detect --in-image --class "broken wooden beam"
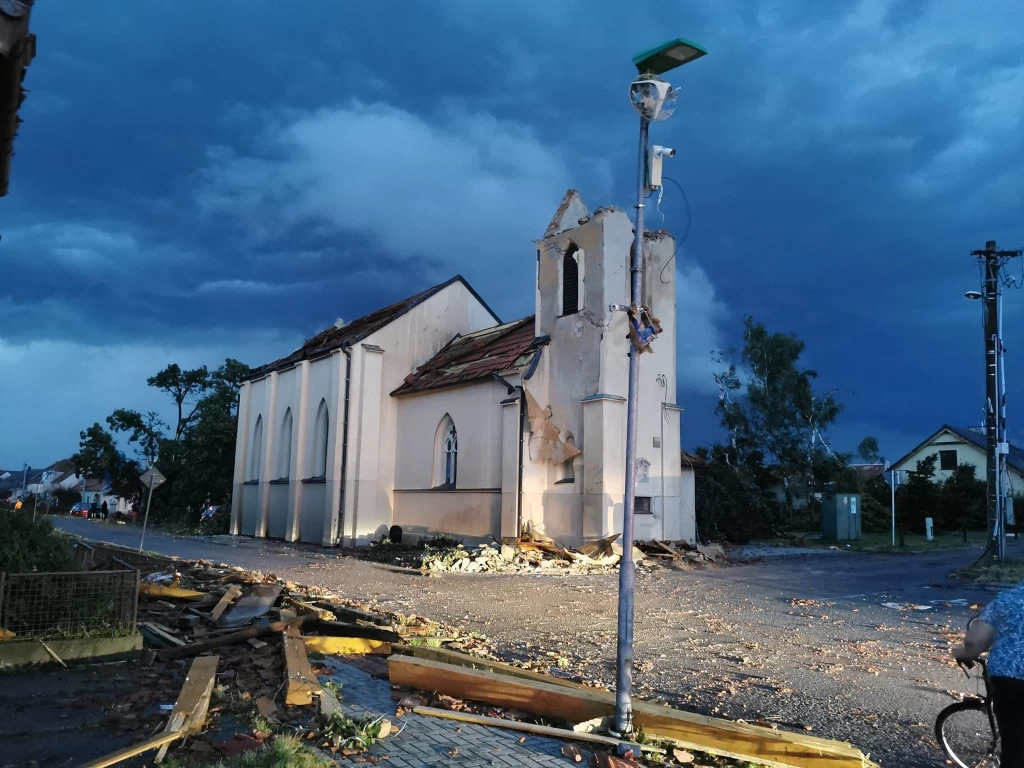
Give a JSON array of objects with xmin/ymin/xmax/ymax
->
[
  {"xmin": 387, "ymin": 655, "xmax": 875, "ymax": 768},
  {"xmin": 76, "ymin": 728, "xmax": 186, "ymax": 768},
  {"xmin": 282, "ymin": 624, "xmax": 321, "ymax": 706},
  {"xmin": 139, "ymin": 622, "xmax": 187, "ymax": 648},
  {"xmin": 153, "ymin": 655, "xmax": 219, "ymax": 761},
  {"xmin": 412, "ymin": 707, "xmax": 664, "ymax": 755},
  {"xmin": 391, "ymin": 644, "xmax": 595, "ymax": 691},
  {"xmin": 313, "ymin": 601, "xmax": 392, "ymax": 626},
  {"xmin": 139, "ymin": 583, "xmax": 210, "ymax": 601},
  {"xmin": 305, "ymin": 635, "xmax": 391, "ymax": 656},
  {"xmin": 209, "ymin": 583, "xmax": 242, "ymax": 622},
  {"xmin": 157, "ymin": 616, "xmax": 309, "ymax": 661},
  {"xmin": 305, "ymin": 619, "xmax": 401, "ymax": 643}
]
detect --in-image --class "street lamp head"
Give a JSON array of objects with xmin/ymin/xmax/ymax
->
[
  {"xmin": 630, "ymin": 74, "xmax": 677, "ymax": 122},
  {"xmin": 965, "ymin": 290, "xmax": 983, "ymax": 300},
  {"xmin": 632, "ymin": 38, "xmax": 707, "ymax": 76}
]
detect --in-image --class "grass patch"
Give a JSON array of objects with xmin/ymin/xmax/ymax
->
[
  {"xmin": 0, "ymin": 508, "xmax": 79, "ymax": 573},
  {"xmin": 163, "ymin": 736, "xmax": 333, "ymax": 768},
  {"xmin": 955, "ymin": 558, "xmax": 1024, "ymax": 583},
  {"xmin": 752, "ymin": 530, "xmax": 990, "ymax": 554}
]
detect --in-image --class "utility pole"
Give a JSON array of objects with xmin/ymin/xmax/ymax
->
[{"xmin": 971, "ymin": 240, "xmax": 1023, "ymax": 561}]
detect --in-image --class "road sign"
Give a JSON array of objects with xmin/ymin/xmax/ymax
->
[
  {"xmin": 138, "ymin": 466, "xmax": 166, "ymax": 552},
  {"xmin": 139, "ymin": 467, "xmax": 166, "ymax": 489}
]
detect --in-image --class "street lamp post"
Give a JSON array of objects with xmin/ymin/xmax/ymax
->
[{"xmin": 613, "ymin": 38, "xmax": 706, "ymax": 738}]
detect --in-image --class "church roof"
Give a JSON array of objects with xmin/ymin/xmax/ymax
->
[
  {"xmin": 391, "ymin": 316, "xmax": 542, "ymax": 396},
  {"xmin": 247, "ymin": 276, "xmax": 499, "ymax": 380}
]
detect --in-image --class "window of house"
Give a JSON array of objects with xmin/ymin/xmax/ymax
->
[
  {"xmin": 433, "ymin": 415, "xmax": 458, "ymax": 489},
  {"xmin": 276, "ymin": 408, "xmax": 293, "ymax": 480},
  {"xmin": 248, "ymin": 415, "xmax": 263, "ymax": 481},
  {"xmin": 561, "ymin": 245, "xmax": 581, "ymax": 316},
  {"xmin": 635, "ymin": 496, "xmax": 653, "ymax": 514},
  {"xmin": 311, "ymin": 399, "xmax": 329, "ymax": 478},
  {"xmin": 939, "ymin": 449, "xmax": 958, "ymax": 471}
]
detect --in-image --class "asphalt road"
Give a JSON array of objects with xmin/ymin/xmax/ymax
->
[{"xmin": 53, "ymin": 516, "xmax": 1016, "ymax": 767}]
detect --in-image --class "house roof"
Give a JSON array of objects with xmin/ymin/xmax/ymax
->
[
  {"xmin": 850, "ymin": 463, "xmax": 886, "ymax": 480},
  {"xmin": 391, "ymin": 316, "xmax": 542, "ymax": 396},
  {"xmin": 0, "ymin": 26, "xmax": 35, "ymax": 197},
  {"xmin": 889, "ymin": 424, "xmax": 1024, "ymax": 476},
  {"xmin": 247, "ymin": 276, "xmax": 500, "ymax": 380},
  {"xmin": 680, "ymin": 450, "xmax": 704, "ymax": 469}
]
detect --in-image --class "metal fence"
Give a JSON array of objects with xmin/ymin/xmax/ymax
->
[{"xmin": 0, "ymin": 569, "xmax": 139, "ymax": 640}]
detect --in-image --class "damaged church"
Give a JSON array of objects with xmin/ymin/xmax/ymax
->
[{"xmin": 230, "ymin": 190, "xmax": 694, "ymax": 547}]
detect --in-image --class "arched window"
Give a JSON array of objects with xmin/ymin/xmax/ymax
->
[
  {"xmin": 276, "ymin": 408, "xmax": 293, "ymax": 480},
  {"xmin": 248, "ymin": 415, "xmax": 263, "ymax": 481},
  {"xmin": 556, "ymin": 436, "xmax": 576, "ymax": 484},
  {"xmin": 561, "ymin": 244, "xmax": 580, "ymax": 316},
  {"xmin": 311, "ymin": 399, "xmax": 329, "ymax": 478},
  {"xmin": 432, "ymin": 415, "xmax": 458, "ymax": 489}
]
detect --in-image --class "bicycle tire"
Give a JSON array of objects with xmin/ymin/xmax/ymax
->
[{"xmin": 936, "ymin": 698, "xmax": 999, "ymax": 768}]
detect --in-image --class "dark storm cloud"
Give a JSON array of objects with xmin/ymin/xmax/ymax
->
[{"xmin": 1, "ymin": 0, "xmax": 1021, "ymax": 467}]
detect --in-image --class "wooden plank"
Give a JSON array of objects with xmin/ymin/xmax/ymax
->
[
  {"xmin": 313, "ymin": 601, "xmax": 392, "ymax": 626},
  {"xmin": 387, "ymin": 656, "xmax": 875, "ymax": 768},
  {"xmin": 139, "ymin": 622, "xmax": 187, "ymax": 648},
  {"xmin": 210, "ymin": 584, "xmax": 242, "ymax": 622},
  {"xmin": 391, "ymin": 644, "xmax": 597, "ymax": 692},
  {"xmin": 282, "ymin": 625, "xmax": 321, "ymax": 706},
  {"xmin": 305, "ymin": 636, "xmax": 391, "ymax": 655},
  {"xmin": 412, "ymin": 706, "xmax": 664, "ymax": 755},
  {"xmin": 158, "ymin": 616, "xmax": 308, "ymax": 661},
  {"xmin": 76, "ymin": 728, "xmax": 185, "ymax": 768},
  {"xmin": 305, "ymin": 620, "xmax": 402, "ymax": 643},
  {"xmin": 168, "ymin": 655, "xmax": 219, "ymax": 735}
]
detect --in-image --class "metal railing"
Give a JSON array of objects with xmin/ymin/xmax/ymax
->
[{"xmin": 0, "ymin": 569, "xmax": 139, "ymax": 640}]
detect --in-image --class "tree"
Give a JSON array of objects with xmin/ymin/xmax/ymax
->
[
  {"xmin": 147, "ymin": 364, "xmax": 211, "ymax": 452},
  {"xmin": 714, "ymin": 317, "xmax": 843, "ymax": 521},
  {"xmin": 72, "ymin": 423, "xmax": 144, "ymax": 501},
  {"xmin": 107, "ymin": 409, "xmax": 166, "ymax": 466},
  {"xmin": 857, "ymin": 437, "xmax": 883, "ymax": 464}
]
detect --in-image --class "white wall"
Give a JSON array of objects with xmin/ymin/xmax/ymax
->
[
  {"xmin": 891, "ymin": 429, "xmax": 1023, "ymax": 484},
  {"xmin": 232, "ymin": 278, "xmax": 499, "ymax": 546},
  {"xmin": 395, "ymin": 379, "xmax": 507, "ymax": 491}
]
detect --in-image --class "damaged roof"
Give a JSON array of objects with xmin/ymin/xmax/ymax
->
[
  {"xmin": 392, "ymin": 316, "xmax": 543, "ymax": 396},
  {"xmin": 247, "ymin": 275, "xmax": 499, "ymax": 380}
]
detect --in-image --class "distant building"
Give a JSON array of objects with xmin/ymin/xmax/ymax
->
[
  {"xmin": 230, "ymin": 191, "xmax": 692, "ymax": 546},
  {"xmin": 887, "ymin": 425, "xmax": 1024, "ymax": 487}
]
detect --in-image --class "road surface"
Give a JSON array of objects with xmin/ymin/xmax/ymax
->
[{"xmin": 54, "ymin": 515, "xmax": 1012, "ymax": 767}]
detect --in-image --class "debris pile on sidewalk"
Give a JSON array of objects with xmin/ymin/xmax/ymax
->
[
  {"xmin": 635, "ymin": 539, "xmax": 728, "ymax": 565},
  {"xmin": 83, "ymin": 554, "xmax": 497, "ymax": 765}
]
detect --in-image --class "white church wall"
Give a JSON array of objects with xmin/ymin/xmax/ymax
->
[{"xmin": 344, "ymin": 281, "xmax": 499, "ymax": 545}]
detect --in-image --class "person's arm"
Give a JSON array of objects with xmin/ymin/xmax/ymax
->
[{"xmin": 953, "ymin": 618, "xmax": 995, "ymax": 662}]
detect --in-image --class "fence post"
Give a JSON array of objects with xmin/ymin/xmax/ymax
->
[{"xmin": 131, "ymin": 569, "xmax": 140, "ymax": 634}]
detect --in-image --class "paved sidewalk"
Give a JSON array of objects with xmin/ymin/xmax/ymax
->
[{"xmin": 320, "ymin": 660, "xmax": 577, "ymax": 768}]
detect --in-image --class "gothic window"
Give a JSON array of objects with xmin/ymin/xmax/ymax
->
[
  {"xmin": 556, "ymin": 436, "xmax": 576, "ymax": 484},
  {"xmin": 311, "ymin": 399, "xmax": 329, "ymax": 478},
  {"xmin": 276, "ymin": 408, "xmax": 293, "ymax": 480},
  {"xmin": 433, "ymin": 415, "xmax": 458, "ymax": 489},
  {"xmin": 248, "ymin": 416, "xmax": 263, "ymax": 481}
]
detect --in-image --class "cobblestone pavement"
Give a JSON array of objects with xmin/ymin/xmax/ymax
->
[{"xmin": 320, "ymin": 659, "xmax": 577, "ymax": 768}]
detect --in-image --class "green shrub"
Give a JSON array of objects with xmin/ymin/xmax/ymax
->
[{"xmin": 0, "ymin": 509, "xmax": 79, "ymax": 573}]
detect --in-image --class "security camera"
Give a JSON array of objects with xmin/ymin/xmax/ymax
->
[
  {"xmin": 646, "ymin": 146, "xmax": 676, "ymax": 190},
  {"xmin": 652, "ymin": 146, "xmax": 676, "ymax": 158}
]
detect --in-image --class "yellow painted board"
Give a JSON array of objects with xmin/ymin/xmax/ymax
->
[
  {"xmin": 282, "ymin": 627, "xmax": 322, "ymax": 706},
  {"xmin": 139, "ymin": 583, "xmax": 209, "ymax": 601},
  {"xmin": 305, "ymin": 636, "xmax": 391, "ymax": 656}
]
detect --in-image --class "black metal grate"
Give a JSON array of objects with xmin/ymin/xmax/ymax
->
[{"xmin": 0, "ymin": 570, "xmax": 139, "ymax": 640}]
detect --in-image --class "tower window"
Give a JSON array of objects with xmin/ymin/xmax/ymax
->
[{"xmin": 561, "ymin": 245, "xmax": 580, "ymax": 316}]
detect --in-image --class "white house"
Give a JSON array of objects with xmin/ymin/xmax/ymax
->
[
  {"xmin": 230, "ymin": 191, "xmax": 693, "ymax": 547},
  {"xmin": 888, "ymin": 424, "xmax": 1024, "ymax": 486}
]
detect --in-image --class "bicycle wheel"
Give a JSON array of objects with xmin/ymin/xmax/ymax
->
[{"xmin": 936, "ymin": 699, "xmax": 999, "ymax": 768}]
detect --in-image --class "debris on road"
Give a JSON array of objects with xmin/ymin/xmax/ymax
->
[{"xmin": 387, "ymin": 647, "xmax": 877, "ymax": 768}]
